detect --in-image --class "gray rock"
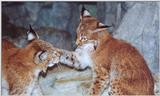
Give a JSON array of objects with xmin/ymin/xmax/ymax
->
[
  {"xmin": 114, "ymin": 2, "xmax": 159, "ymax": 73},
  {"xmin": 2, "ymin": 2, "xmax": 80, "ymax": 40}
]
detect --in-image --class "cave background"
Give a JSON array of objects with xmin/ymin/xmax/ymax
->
[{"xmin": 2, "ymin": 2, "xmax": 160, "ymax": 95}]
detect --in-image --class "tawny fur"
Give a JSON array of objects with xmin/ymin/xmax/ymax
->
[
  {"xmin": 2, "ymin": 38, "xmax": 16, "ymax": 50},
  {"xmin": 75, "ymin": 9, "xmax": 154, "ymax": 95},
  {"xmin": 2, "ymin": 37, "xmax": 61, "ymax": 95}
]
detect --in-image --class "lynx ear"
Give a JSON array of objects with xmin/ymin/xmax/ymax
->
[
  {"xmin": 97, "ymin": 22, "xmax": 112, "ymax": 28},
  {"xmin": 27, "ymin": 25, "xmax": 39, "ymax": 41},
  {"xmin": 90, "ymin": 23, "xmax": 112, "ymax": 33},
  {"xmin": 81, "ymin": 5, "xmax": 91, "ymax": 17}
]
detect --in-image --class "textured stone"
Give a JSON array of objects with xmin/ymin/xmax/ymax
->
[
  {"xmin": 114, "ymin": 2, "xmax": 159, "ymax": 73},
  {"xmin": 2, "ymin": 2, "xmax": 80, "ymax": 40}
]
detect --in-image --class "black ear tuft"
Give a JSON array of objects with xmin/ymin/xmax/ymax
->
[
  {"xmin": 98, "ymin": 25, "xmax": 112, "ymax": 28},
  {"xmin": 29, "ymin": 24, "xmax": 35, "ymax": 33},
  {"xmin": 27, "ymin": 24, "xmax": 39, "ymax": 41},
  {"xmin": 81, "ymin": 5, "xmax": 86, "ymax": 16},
  {"xmin": 97, "ymin": 22, "xmax": 112, "ymax": 29}
]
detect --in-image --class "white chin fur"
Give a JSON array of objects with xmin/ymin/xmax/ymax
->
[
  {"xmin": 76, "ymin": 43, "xmax": 95, "ymax": 52},
  {"xmin": 75, "ymin": 43, "xmax": 95, "ymax": 68}
]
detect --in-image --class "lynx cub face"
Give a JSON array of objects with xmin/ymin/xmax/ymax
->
[
  {"xmin": 59, "ymin": 7, "xmax": 111, "ymax": 70},
  {"xmin": 2, "ymin": 25, "xmax": 61, "ymax": 95},
  {"xmin": 76, "ymin": 7, "xmax": 111, "ymax": 46}
]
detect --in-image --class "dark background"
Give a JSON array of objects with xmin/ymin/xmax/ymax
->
[{"xmin": 2, "ymin": 2, "xmax": 159, "ymax": 74}]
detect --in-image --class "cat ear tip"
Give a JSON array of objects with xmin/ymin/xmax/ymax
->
[
  {"xmin": 29, "ymin": 24, "xmax": 32, "ymax": 32},
  {"xmin": 81, "ymin": 5, "xmax": 86, "ymax": 11},
  {"xmin": 29, "ymin": 24, "xmax": 32, "ymax": 29}
]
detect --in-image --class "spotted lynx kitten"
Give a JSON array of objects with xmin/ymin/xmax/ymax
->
[
  {"xmin": 2, "ymin": 25, "xmax": 61, "ymax": 95},
  {"xmin": 59, "ymin": 6, "xmax": 154, "ymax": 95}
]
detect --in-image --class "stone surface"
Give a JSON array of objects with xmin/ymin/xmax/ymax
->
[
  {"xmin": 114, "ymin": 2, "xmax": 159, "ymax": 73},
  {"xmin": 2, "ymin": 2, "xmax": 80, "ymax": 42},
  {"xmin": 2, "ymin": 22, "xmax": 72, "ymax": 50}
]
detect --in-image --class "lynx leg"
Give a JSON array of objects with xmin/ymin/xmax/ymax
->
[
  {"xmin": 108, "ymin": 79, "xmax": 127, "ymax": 95},
  {"xmin": 60, "ymin": 50, "xmax": 89, "ymax": 70},
  {"xmin": 90, "ymin": 67, "xmax": 110, "ymax": 96},
  {"xmin": 60, "ymin": 50, "xmax": 77, "ymax": 67}
]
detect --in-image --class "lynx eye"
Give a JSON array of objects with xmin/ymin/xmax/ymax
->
[
  {"xmin": 81, "ymin": 36, "xmax": 88, "ymax": 41},
  {"xmin": 82, "ymin": 36, "xmax": 88, "ymax": 41},
  {"xmin": 79, "ymin": 34, "xmax": 83, "ymax": 40},
  {"xmin": 79, "ymin": 33, "xmax": 88, "ymax": 41}
]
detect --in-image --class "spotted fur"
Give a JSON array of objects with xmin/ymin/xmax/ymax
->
[
  {"xmin": 59, "ymin": 7, "xmax": 154, "ymax": 95},
  {"xmin": 2, "ymin": 26, "xmax": 61, "ymax": 95}
]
